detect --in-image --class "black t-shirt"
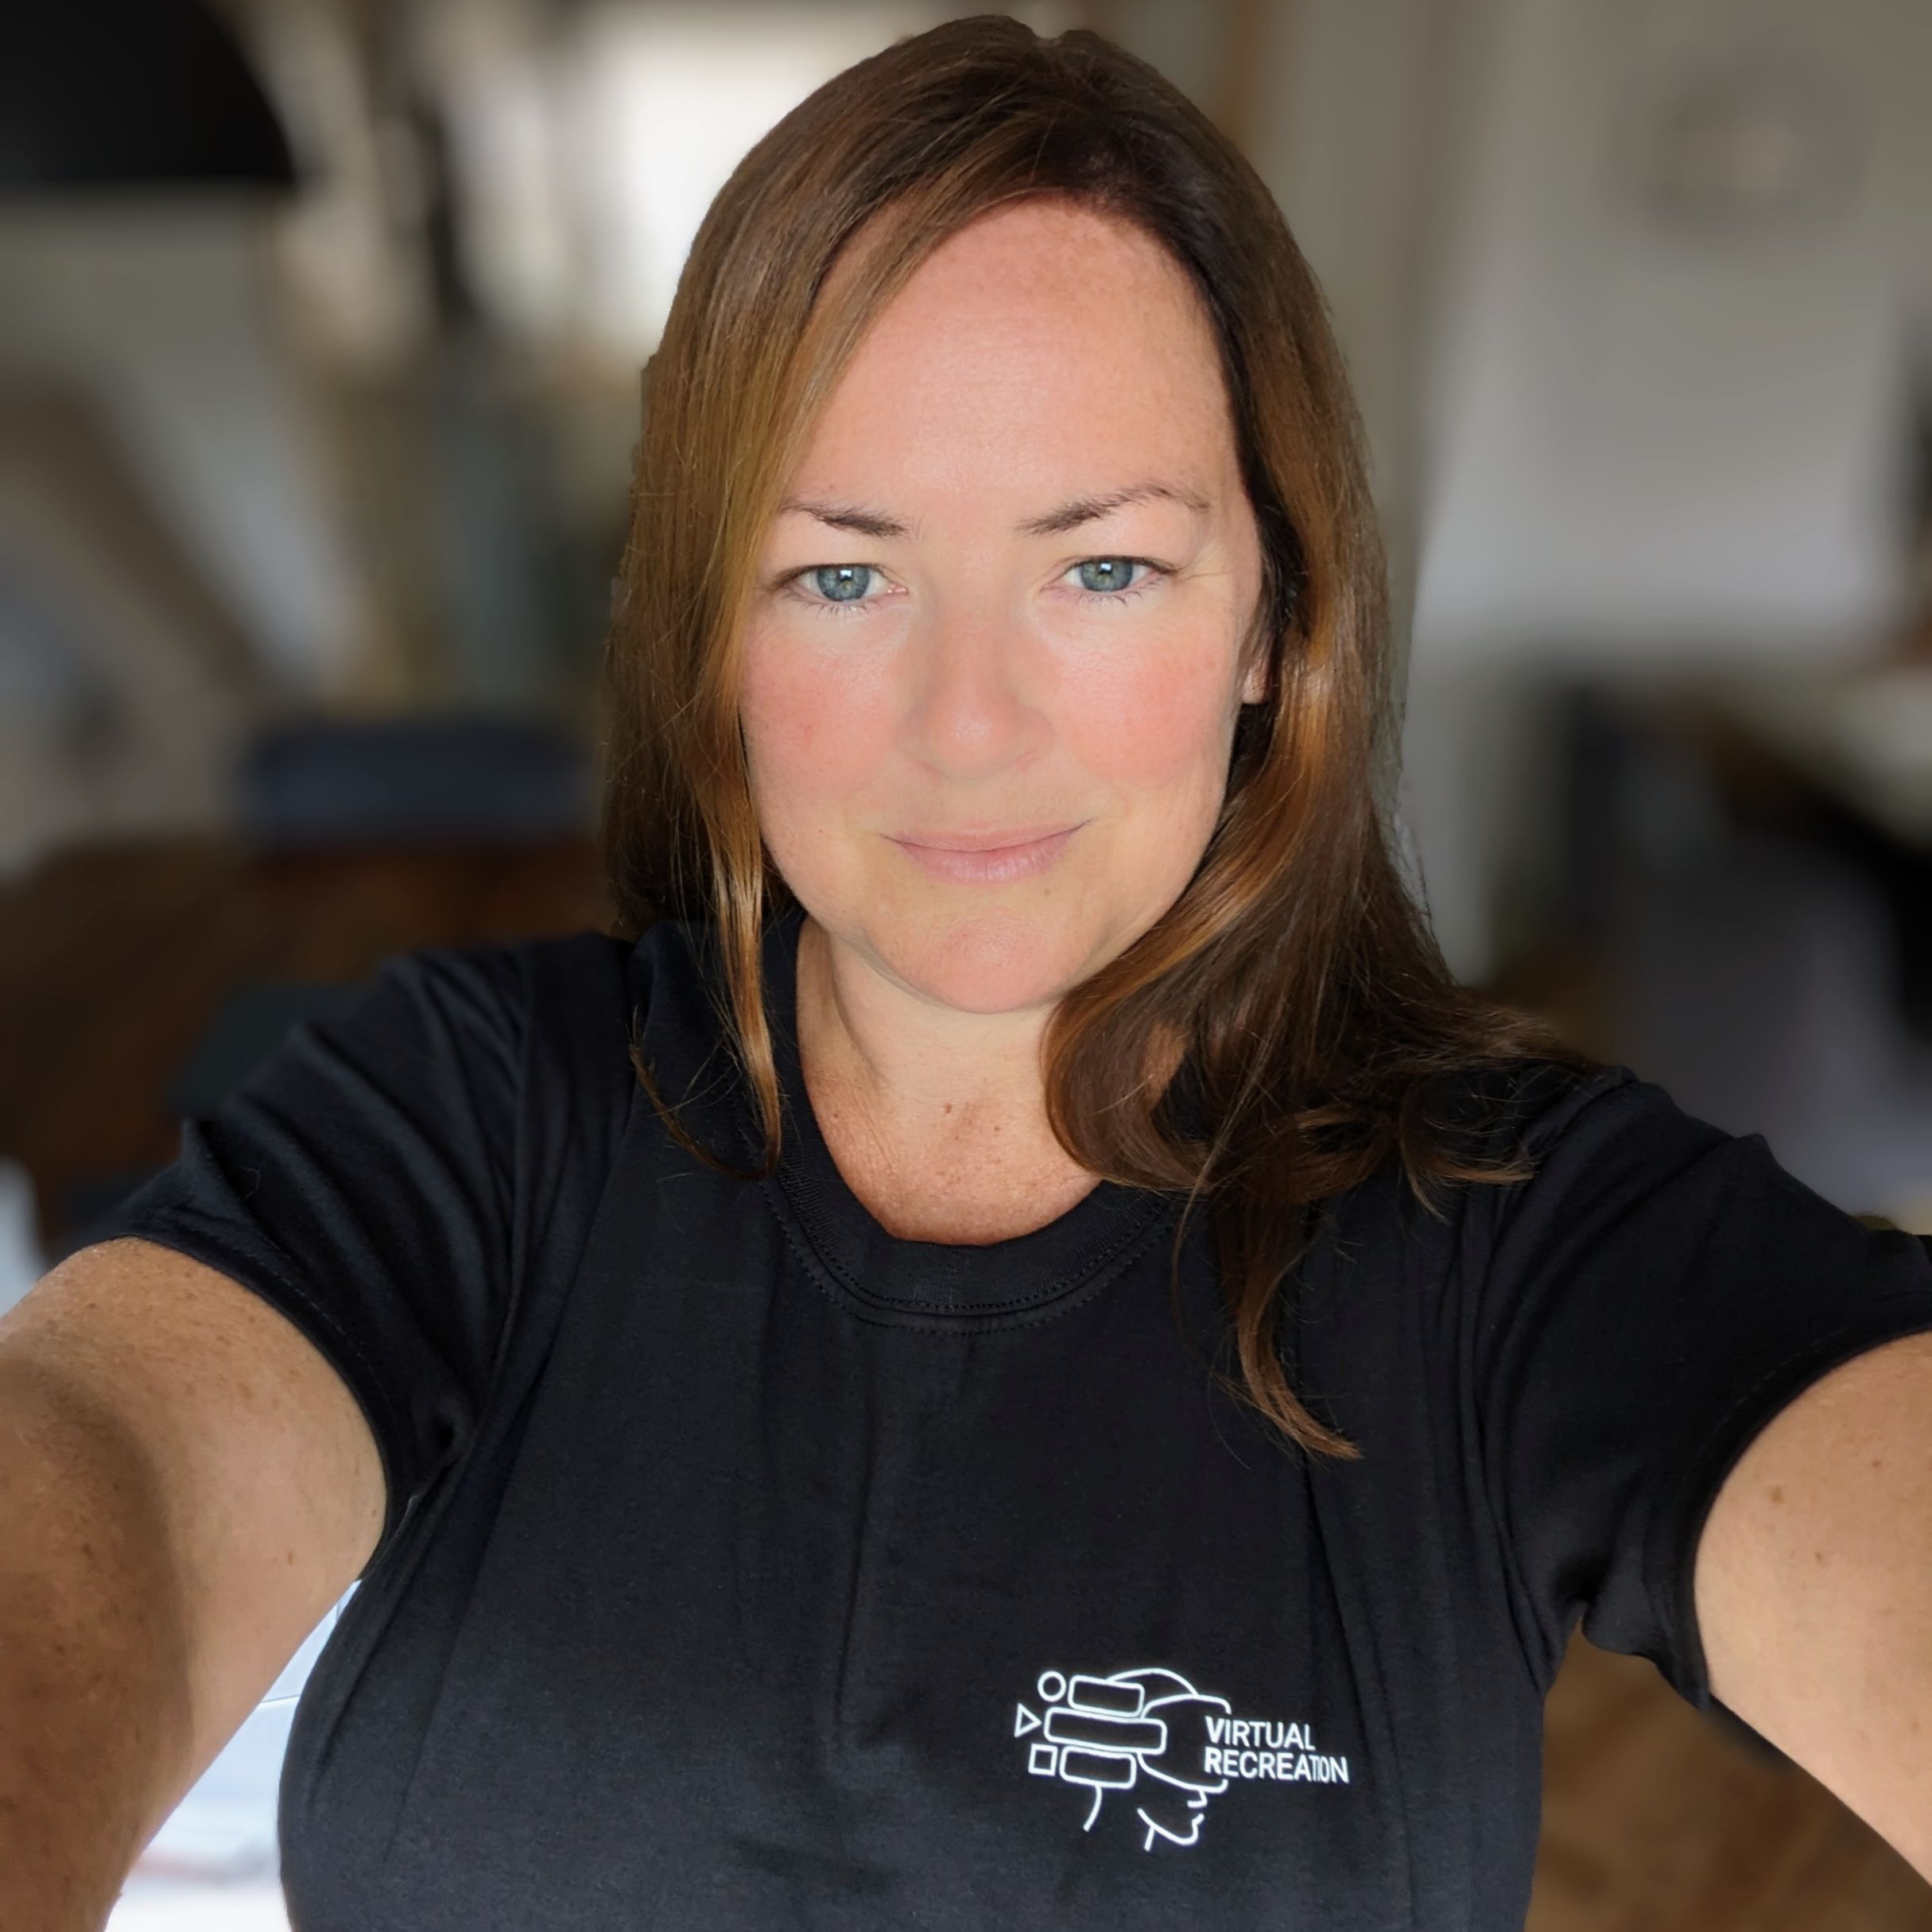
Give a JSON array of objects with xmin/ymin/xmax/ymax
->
[{"xmin": 95, "ymin": 903, "xmax": 1932, "ymax": 1930}]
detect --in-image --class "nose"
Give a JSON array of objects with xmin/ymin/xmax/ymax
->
[{"xmin": 901, "ymin": 594, "xmax": 1053, "ymax": 781}]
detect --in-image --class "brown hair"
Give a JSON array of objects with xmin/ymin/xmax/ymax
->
[{"xmin": 599, "ymin": 12, "xmax": 1601, "ymax": 1459}]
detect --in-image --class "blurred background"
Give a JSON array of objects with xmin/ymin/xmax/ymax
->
[{"xmin": 0, "ymin": 1, "xmax": 1927, "ymax": 1927}]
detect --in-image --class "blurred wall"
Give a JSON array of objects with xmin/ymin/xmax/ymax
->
[
  {"xmin": 1414, "ymin": 0, "xmax": 1928, "ymax": 662},
  {"xmin": 1248, "ymin": 0, "xmax": 1932, "ymax": 983}
]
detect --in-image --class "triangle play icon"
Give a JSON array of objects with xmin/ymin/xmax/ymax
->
[{"xmin": 1014, "ymin": 1703, "xmax": 1042, "ymax": 1737}]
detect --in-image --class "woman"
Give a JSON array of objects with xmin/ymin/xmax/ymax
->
[{"xmin": 11, "ymin": 14, "xmax": 1932, "ymax": 1928}]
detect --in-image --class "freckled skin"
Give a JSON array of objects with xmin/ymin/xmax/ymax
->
[{"xmin": 738, "ymin": 198, "xmax": 1267, "ymax": 1155}]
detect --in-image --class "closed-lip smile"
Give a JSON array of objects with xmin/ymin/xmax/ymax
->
[{"xmin": 893, "ymin": 824, "xmax": 1079, "ymax": 852}]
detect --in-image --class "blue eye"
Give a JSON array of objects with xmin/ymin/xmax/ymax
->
[
  {"xmin": 810, "ymin": 564, "xmax": 875, "ymax": 603},
  {"xmin": 1071, "ymin": 558, "xmax": 1143, "ymax": 595},
  {"xmin": 1065, "ymin": 557, "xmax": 1169, "ymax": 607},
  {"xmin": 778, "ymin": 563, "xmax": 889, "ymax": 618},
  {"xmin": 779, "ymin": 556, "xmax": 1166, "ymax": 619}
]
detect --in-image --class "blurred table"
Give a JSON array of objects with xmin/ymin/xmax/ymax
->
[{"xmin": 0, "ymin": 835, "xmax": 608, "ymax": 1252}]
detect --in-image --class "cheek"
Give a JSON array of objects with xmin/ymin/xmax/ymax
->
[
  {"xmin": 1060, "ymin": 645, "xmax": 1234, "ymax": 797},
  {"xmin": 739, "ymin": 637, "xmax": 893, "ymax": 813}
]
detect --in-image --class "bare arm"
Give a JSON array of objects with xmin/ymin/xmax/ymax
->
[
  {"xmin": 0, "ymin": 1237, "xmax": 388, "ymax": 1929},
  {"xmin": 0, "ymin": 1356, "xmax": 196, "ymax": 1931},
  {"xmin": 1694, "ymin": 1327, "xmax": 1932, "ymax": 1882}
]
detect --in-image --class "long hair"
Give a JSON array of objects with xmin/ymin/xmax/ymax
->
[{"xmin": 598, "ymin": 12, "xmax": 1601, "ymax": 1459}]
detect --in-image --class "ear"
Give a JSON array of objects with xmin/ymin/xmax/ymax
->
[{"xmin": 1240, "ymin": 650, "xmax": 1269, "ymax": 706}]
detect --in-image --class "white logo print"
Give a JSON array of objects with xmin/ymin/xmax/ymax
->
[{"xmin": 1014, "ymin": 1666, "xmax": 1349, "ymax": 1852}]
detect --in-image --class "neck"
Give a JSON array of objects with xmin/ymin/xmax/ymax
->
[
  {"xmin": 789, "ymin": 913, "xmax": 1103, "ymax": 1237},
  {"xmin": 793, "ymin": 913, "xmax": 1058, "ymax": 1152}
]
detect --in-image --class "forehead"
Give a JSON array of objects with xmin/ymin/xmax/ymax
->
[{"xmin": 793, "ymin": 200, "xmax": 1237, "ymax": 495}]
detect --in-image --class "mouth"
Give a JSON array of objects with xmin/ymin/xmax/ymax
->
[
  {"xmin": 892, "ymin": 824, "xmax": 1080, "ymax": 853},
  {"xmin": 888, "ymin": 824, "xmax": 1083, "ymax": 883}
]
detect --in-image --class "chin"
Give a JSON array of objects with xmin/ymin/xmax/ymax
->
[{"xmin": 862, "ymin": 900, "xmax": 1099, "ymax": 1014}]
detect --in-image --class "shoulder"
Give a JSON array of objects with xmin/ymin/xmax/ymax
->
[
  {"xmin": 315, "ymin": 929, "xmax": 643, "ymax": 1111},
  {"xmin": 371, "ymin": 928, "xmax": 641, "ymax": 1022},
  {"xmin": 1399, "ymin": 1057, "xmax": 1641, "ymax": 1176},
  {"xmin": 1365, "ymin": 1057, "xmax": 1763, "ymax": 1282}
]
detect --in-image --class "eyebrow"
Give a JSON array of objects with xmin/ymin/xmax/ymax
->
[{"xmin": 775, "ymin": 481, "xmax": 1212, "ymax": 541}]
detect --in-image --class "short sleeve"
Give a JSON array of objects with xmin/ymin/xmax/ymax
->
[
  {"xmin": 87, "ymin": 944, "xmax": 531, "ymax": 1574},
  {"xmin": 1469, "ymin": 1064, "xmax": 1932, "ymax": 1709}
]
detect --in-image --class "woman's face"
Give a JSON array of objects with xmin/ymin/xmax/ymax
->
[{"xmin": 739, "ymin": 196, "xmax": 1267, "ymax": 1021}]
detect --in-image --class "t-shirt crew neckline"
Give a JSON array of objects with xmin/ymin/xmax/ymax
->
[{"xmin": 744, "ymin": 901, "xmax": 1177, "ymax": 1333}]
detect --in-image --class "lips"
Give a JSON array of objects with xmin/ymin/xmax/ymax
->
[
  {"xmin": 890, "ymin": 824, "xmax": 1080, "ymax": 883},
  {"xmin": 894, "ymin": 824, "xmax": 1077, "ymax": 852}
]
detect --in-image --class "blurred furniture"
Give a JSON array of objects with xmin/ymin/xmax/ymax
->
[
  {"xmin": 0, "ymin": 836, "xmax": 609, "ymax": 1263},
  {"xmin": 1687, "ymin": 658, "xmax": 1932, "ymax": 852},
  {"xmin": 1536, "ymin": 672, "xmax": 1932, "ymax": 1235},
  {"xmin": 33, "ymin": 704, "xmax": 601, "ymax": 1240},
  {"xmin": 1686, "ymin": 661, "xmax": 1931, "ymax": 1232},
  {"xmin": 60, "ymin": 982, "xmax": 362, "ymax": 1248},
  {"xmin": 236, "ymin": 713, "xmax": 594, "ymax": 848},
  {"xmin": 1612, "ymin": 826, "xmax": 1932, "ymax": 1227},
  {"xmin": 1686, "ymin": 656, "xmax": 1932, "ymax": 1058}
]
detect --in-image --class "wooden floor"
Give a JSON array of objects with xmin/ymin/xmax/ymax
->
[
  {"xmin": 4, "ymin": 836, "xmax": 1928, "ymax": 1926},
  {"xmin": 1531, "ymin": 1633, "xmax": 1932, "ymax": 1930}
]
